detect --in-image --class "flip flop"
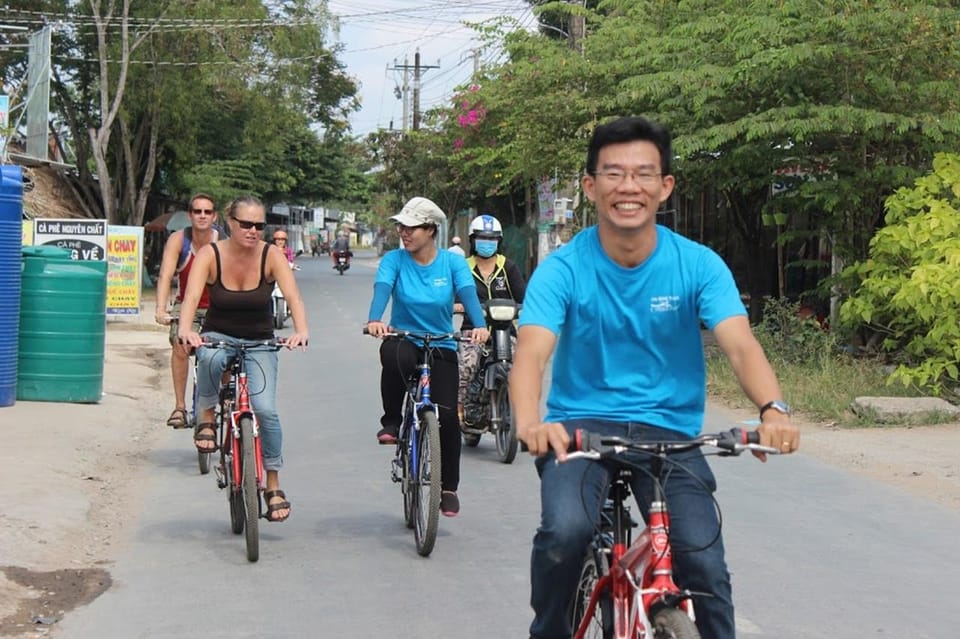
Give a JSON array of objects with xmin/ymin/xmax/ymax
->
[{"xmin": 166, "ymin": 408, "xmax": 189, "ymax": 429}]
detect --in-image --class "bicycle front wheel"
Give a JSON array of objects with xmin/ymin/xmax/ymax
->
[
  {"xmin": 240, "ymin": 416, "xmax": 260, "ymax": 563},
  {"xmin": 571, "ymin": 550, "xmax": 613, "ymax": 639},
  {"xmin": 493, "ymin": 387, "xmax": 518, "ymax": 464},
  {"xmin": 652, "ymin": 607, "xmax": 700, "ymax": 639},
  {"xmin": 412, "ymin": 409, "xmax": 441, "ymax": 557}
]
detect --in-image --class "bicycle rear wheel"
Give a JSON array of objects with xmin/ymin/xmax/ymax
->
[
  {"xmin": 571, "ymin": 550, "xmax": 613, "ymax": 639},
  {"xmin": 651, "ymin": 607, "xmax": 700, "ymax": 639},
  {"xmin": 240, "ymin": 416, "xmax": 260, "ymax": 562},
  {"xmin": 412, "ymin": 409, "xmax": 441, "ymax": 557}
]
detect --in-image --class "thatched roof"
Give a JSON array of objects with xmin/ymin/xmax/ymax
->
[{"xmin": 21, "ymin": 165, "xmax": 92, "ymax": 220}]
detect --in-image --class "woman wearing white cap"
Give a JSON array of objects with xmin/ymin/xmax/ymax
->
[{"xmin": 366, "ymin": 196, "xmax": 489, "ymax": 517}]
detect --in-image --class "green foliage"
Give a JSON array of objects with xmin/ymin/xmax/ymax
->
[
  {"xmin": 752, "ymin": 297, "xmax": 837, "ymax": 367},
  {"xmin": 839, "ymin": 153, "xmax": 960, "ymax": 400}
]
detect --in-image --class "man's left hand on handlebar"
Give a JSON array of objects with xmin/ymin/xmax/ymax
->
[{"xmin": 755, "ymin": 413, "xmax": 799, "ymax": 462}]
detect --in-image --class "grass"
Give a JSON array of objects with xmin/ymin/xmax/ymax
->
[
  {"xmin": 705, "ymin": 344, "xmax": 923, "ymax": 427},
  {"xmin": 704, "ymin": 298, "xmax": 935, "ymax": 427}
]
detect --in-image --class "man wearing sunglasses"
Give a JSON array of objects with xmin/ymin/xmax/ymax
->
[{"xmin": 154, "ymin": 193, "xmax": 221, "ymax": 429}]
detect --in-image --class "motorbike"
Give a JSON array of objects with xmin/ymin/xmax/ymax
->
[
  {"xmin": 272, "ymin": 253, "xmax": 301, "ymax": 329},
  {"xmin": 333, "ymin": 249, "xmax": 351, "ymax": 275},
  {"xmin": 461, "ymin": 298, "xmax": 520, "ymax": 464}
]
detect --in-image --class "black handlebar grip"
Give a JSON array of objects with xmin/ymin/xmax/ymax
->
[{"xmin": 743, "ymin": 428, "xmax": 760, "ymax": 444}]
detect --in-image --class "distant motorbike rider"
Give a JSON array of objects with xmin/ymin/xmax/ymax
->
[
  {"xmin": 331, "ymin": 231, "xmax": 352, "ymax": 267},
  {"xmin": 454, "ymin": 214, "xmax": 527, "ymax": 425}
]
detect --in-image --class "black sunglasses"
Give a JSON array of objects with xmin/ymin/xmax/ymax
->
[{"xmin": 231, "ymin": 216, "xmax": 266, "ymax": 231}]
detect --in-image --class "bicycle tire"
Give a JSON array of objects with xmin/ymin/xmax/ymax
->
[
  {"xmin": 651, "ymin": 607, "xmax": 700, "ymax": 639},
  {"xmin": 223, "ymin": 419, "xmax": 244, "ymax": 535},
  {"xmin": 273, "ymin": 298, "xmax": 286, "ymax": 329},
  {"xmin": 571, "ymin": 550, "xmax": 613, "ymax": 639},
  {"xmin": 240, "ymin": 416, "xmax": 260, "ymax": 562},
  {"xmin": 401, "ymin": 396, "xmax": 415, "ymax": 529},
  {"xmin": 493, "ymin": 387, "xmax": 518, "ymax": 464},
  {"xmin": 413, "ymin": 409, "xmax": 441, "ymax": 557},
  {"xmin": 190, "ymin": 363, "xmax": 212, "ymax": 475}
]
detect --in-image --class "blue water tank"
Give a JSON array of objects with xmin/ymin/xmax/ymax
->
[{"xmin": 0, "ymin": 165, "xmax": 23, "ymax": 407}]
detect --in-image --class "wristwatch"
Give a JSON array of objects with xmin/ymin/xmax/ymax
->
[{"xmin": 759, "ymin": 400, "xmax": 791, "ymax": 420}]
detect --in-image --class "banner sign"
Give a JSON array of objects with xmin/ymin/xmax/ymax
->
[
  {"xmin": 106, "ymin": 225, "xmax": 143, "ymax": 315},
  {"xmin": 33, "ymin": 218, "xmax": 108, "ymax": 261}
]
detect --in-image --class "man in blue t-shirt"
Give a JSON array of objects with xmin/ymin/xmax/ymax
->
[{"xmin": 511, "ymin": 116, "xmax": 799, "ymax": 639}]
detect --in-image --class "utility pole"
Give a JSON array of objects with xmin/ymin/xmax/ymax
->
[
  {"xmin": 411, "ymin": 49, "xmax": 439, "ymax": 131},
  {"xmin": 388, "ymin": 57, "xmax": 412, "ymax": 131}
]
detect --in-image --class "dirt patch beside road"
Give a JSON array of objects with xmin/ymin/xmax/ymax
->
[{"xmin": 0, "ymin": 327, "xmax": 169, "ymax": 637}]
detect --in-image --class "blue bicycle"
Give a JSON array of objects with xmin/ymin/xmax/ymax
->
[{"xmin": 366, "ymin": 329, "xmax": 458, "ymax": 556}]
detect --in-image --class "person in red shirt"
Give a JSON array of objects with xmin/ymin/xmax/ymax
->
[{"xmin": 154, "ymin": 193, "xmax": 221, "ymax": 428}]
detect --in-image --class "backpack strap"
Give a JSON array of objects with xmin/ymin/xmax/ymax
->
[{"xmin": 176, "ymin": 227, "xmax": 193, "ymax": 271}]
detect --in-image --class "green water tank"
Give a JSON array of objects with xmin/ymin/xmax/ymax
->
[{"xmin": 18, "ymin": 246, "xmax": 107, "ymax": 403}]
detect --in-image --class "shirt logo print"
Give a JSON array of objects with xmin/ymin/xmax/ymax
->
[
  {"xmin": 433, "ymin": 277, "xmax": 449, "ymax": 287},
  {"xmin": 650, "ymin": 295, "xmax": 680, "ymax": 312}
]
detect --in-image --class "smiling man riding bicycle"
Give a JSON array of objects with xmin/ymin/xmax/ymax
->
[{"xmin": 510, "ymin": 116, "xmax": 799, "ymax": 639}]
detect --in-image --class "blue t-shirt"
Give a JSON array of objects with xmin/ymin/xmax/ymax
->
[
  {"xmin": 519, "ymin": 225, "xmax": 746, "ymax": 436},
  {"xmin": 372, "ymin": 248, "xmax": 478, "ymax": 350}
]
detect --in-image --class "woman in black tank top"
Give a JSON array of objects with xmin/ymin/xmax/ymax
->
[{"xmin": 177, "ymin": 196, "xmax": 310, "ymax": 524}]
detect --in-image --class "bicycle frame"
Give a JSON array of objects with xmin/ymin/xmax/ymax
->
[
  {"xmin": 571, "ymin": 430, "xmax": 778, "ymax": 639},
  {"xmin": 223, "ymin": 363, "xmax": 265, "ymax": 493},
  {"xmin": 403, "ymin": 358, "xmax": 434, "ymax": 473}
]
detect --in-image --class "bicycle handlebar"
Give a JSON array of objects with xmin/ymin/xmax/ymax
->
[
  {"xmin": 362, "ymin": 327, "xmax": 464, "ymax": 341},
  {"xmin": 200, "ymin": 338, "xmax": 288, "ymax": 351},
  {"xmin": 563, "ymin": 427, "xmax": 780, "ymax": 461}
]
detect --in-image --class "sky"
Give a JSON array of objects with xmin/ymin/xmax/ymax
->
[{"xmin": 328, "ymin": 0, "xmax": 535, "ymax": 137}]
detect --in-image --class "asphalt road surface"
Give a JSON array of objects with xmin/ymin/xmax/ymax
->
[{"xmin": 59, "ymin": 251, "xmax": 960, "ymax": 638}]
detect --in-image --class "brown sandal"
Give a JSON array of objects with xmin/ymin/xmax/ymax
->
[
  {"xmin": 193, "ymin": 422, "xmax": 218, "ymax": 452},
  {"xmin": 264, "ymin": 490, "xmax": 291, "ymax": 523},
  {"xmin": 166, "ymin": 407, "xmax": 189, "ymax": 429}
]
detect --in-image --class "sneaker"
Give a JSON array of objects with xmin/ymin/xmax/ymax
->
[
  {"xmin": 440, "ymin": 491, "xmax": 460, "ymax": 517},
  {"xmin": 377, "ymin": 426, "xmax": 398, "ymax": 445}
]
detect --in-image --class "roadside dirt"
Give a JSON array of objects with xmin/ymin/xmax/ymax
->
[{"xmin": 0, "ymin": 330, "xmax": 957, "ymax": 636}]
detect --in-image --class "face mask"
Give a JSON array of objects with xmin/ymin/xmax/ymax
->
[{"xmin": 474, "ymin": 239, "xmax": 498, "ymax": 258}]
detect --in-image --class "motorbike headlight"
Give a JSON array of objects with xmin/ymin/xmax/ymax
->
[{"xmin": 487, "ymin": 305, "xmax": 516, "ymax": 322}]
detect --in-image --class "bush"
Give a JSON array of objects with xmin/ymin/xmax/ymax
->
[{"xmin": 838, "ymin": 153, "xmax": 960, "ymax": 401}]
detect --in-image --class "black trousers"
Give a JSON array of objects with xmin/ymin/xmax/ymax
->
[{"xmin": 379, "ymin": 339, "xmax": 461, "ymax": 491}]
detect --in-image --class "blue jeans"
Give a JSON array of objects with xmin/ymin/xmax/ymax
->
[
  {"xmin": 529, "ymin": 420, "xmax": 734, "ymax": 639},
  {"xmin": 196, "ymin": 332, "xmax": 283, "ymax": 471}
]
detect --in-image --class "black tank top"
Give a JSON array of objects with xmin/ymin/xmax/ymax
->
[{"xmin": 201, "ymin": 243, "xmax": 274, "ymax": 339}]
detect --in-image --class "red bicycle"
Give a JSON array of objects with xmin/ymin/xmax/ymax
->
[
  {"xmin": 204, "ymin": 338, "xmax": 285, "ymax": 563},
  {"xmin": 567, "ymin": 428, "xmax": 778, "ymax": 639}
]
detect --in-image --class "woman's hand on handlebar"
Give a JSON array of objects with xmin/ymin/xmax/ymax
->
[
  {"xmin": 518, "ymin": 421, "xmax": 570, "ymax": 461},
  {"xmin": 178, "ymin": 330, "xmax": 203, "ymax": 350},
  {"xmin": 285, "ymin": 332, "xmax": 309, "ymax": 350},
  {"xmin": 366, "ymin": 320, "xmax": 388, "ymax": 338},
  {"xmin": 467, "ymin": 327, "xmax": 490, "ymax": 344}
]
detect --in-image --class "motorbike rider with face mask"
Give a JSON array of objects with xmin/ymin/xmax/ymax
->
[{"xmin": 454, "ymin": 214, "xmax": 527, "ymax": 429}]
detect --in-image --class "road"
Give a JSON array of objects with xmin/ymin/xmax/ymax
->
[{"xmin": 59, "ymin": 251, "xmax": 960, "ymax": 638}]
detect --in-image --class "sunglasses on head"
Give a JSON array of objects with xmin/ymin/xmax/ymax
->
[{"xmin": 231, "ymin": 216, "xmax": 266, "ymax": 231}]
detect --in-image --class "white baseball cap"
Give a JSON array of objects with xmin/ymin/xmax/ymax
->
[{"xmin": 390, "ymin": 197, "xmax": 446, "ymax": 227}]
